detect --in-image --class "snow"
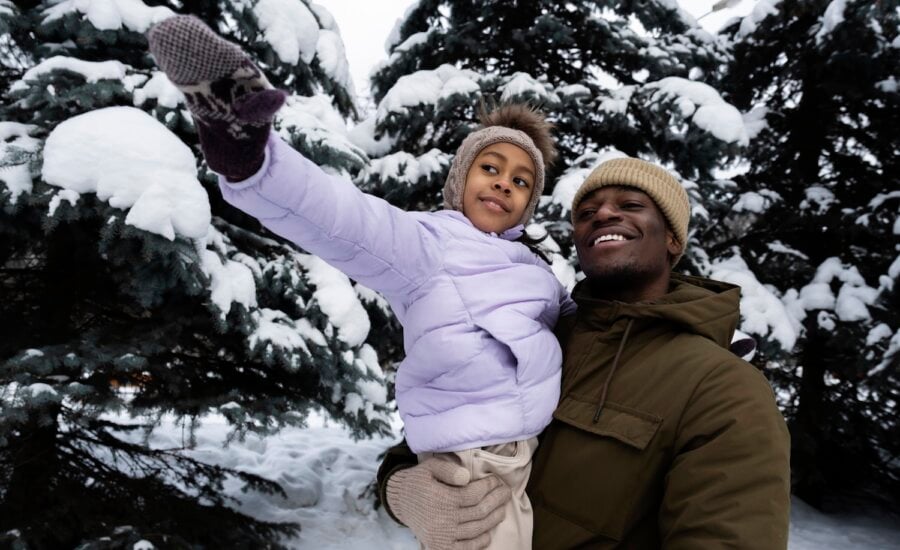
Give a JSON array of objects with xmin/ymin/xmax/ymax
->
[
  {"xmin": 47, "ymin": 189, "xmax": 79, "ymax": 216},
  {"xmin": 132, "ymin": 71, "xmax": 184, "ymax": 109},
  {"xmin": 348, "ymin": 115, "xmax": 393, "ymax": 157},
  {"xmin": 41, "ymin": 0, "xmax": 174, "ymax": 33},
  {"xmin": 254, "ymin": 0, "xmax": 320, "ymax": 65},
  {"xmin": 737, "ymin": 0, "xmax": 782, "ymax": 37},
  {"xmin": 800, "ymin": 185, "xmax": 835, "ymax": 214},
  {"xmin": 875, "ymin": 76, "xmax": 898, "ymax": 93},
  {"xmin": 376, "ymin": 65, "xmax": 482, "ymax": 122},
  {"xmin": 815, "ymin": 0, "xmax": 847, "ymax": 44},
  {"xmin": 133, "ymin": 541, "xmax": 154, "ymax": 550},
  {"xmin": 499, "ymin": 72, "xmax": 557, "ymax": 104},
  {"xmin": 109, "ymin": 411, "xmax": 900, "ymax": 549},
  {"xmin": 26, "ymin": 383, "xmax": 58, "ymax": 398},
  {"xmin": 276, "ymin": 94, "xmax": 368, "ymax": 173},
  {"xmin": 710, "ymin": 253, "xmax": 800, "ymax": 351},
  {"xmin": 316, "ymin": 30, "xmax": 354, "ymax": 92},
  {"xmin": 200, "ymin": 249, "xmax": 258, "ymax": 319},
  {"xmin": 767, "ymin": 241, "xmax": 810, "ymax": 260},
  {"xmin": 644, "ymin": 77, "xmax": 749, "ymax": 145},
  {"xmin": 360, "ymin": 149, "xmax": 450, "ymax": 188},
  {"xmin": 598, "ymin": 86, "xmax": 636, "ymax": 115},
  {"xmin": 742, "ymin": 106, "xmax": 769, "ymax": 139},
  {"xmin": 866, "ymin": 323, "xmax": 892, "ymax": 346},
  {"xmin": 551, "ymin": 150, "xmax": 628, "ymax": 214},
  {"xmin": 297, "ymin": 254, "xmax": 370, "ymax": 348},
  {"xmin": 792, "ymin": 258, "xmax": 879, "ymax": 323},
  {"xmin": 41, "ymin": 106, "xmax": 211, "ymax": 240},
  {"xmin": 10, "ymin": 56, "xmax": 127, "ymax": 92},
  {"xmin": 0, "ymin": 122, "xmax": 39, "ymax": 205},
  {"xmin": 732, "ymin": 191, "xmax": 767, "ymax": 213}
]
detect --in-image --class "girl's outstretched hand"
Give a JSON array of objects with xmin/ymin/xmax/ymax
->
[{"xmin": 147, "ymin": 15, "xmax": 286, "ymax": 182}]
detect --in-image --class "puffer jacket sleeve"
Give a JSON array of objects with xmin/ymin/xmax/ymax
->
[
  {"xmin": 659, "ymin": 359, "xmax": 791, "ymax": 550},
  {"xmin": 218, "ymin": 133, "xmax": 440, "ymax": 297}
]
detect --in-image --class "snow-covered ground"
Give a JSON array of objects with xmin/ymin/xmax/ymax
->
[{"xmin": 140, "ymin": 413, "xmax": 900, "ymax": 549}]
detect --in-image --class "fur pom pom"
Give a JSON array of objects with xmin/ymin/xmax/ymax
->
[{"xmin": 478, "ymin": 103, "xmax": 558, "ymax": 167}]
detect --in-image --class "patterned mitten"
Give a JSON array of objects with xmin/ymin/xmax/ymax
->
[{"xmin": 147, "ymin": 15, "xmax": 287, "ymax": 182}]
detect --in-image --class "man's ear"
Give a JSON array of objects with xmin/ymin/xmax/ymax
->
[{"xmin": 666, "ymin": 230, "xmax": 682, "ymax": 257}]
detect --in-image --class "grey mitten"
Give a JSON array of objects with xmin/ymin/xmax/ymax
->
[
  {"xmin": 147, "ymin": 15, "xmax": 287, "ymax": 181},
  {"xmin": 385, "ymin": 457, "xmax": 511, "ymax": 550}
]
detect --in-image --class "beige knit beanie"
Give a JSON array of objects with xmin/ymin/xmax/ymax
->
[{"xmin": 571, "ymin": 157, "xmax": 691, "ymax": 266}]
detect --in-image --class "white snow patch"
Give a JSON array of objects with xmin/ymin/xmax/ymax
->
[
  {"xmin": 742, "ymin": 106, "xmax": 769, "ymax": 139},
  {"xmin": 800, "ymin": 185, "xmax": 835, "ymax": 214},
  {"xmin": 42, "ymin": 107, "xmax": 210, "ymax": 240},
  {"xmin": 875, "ymin": 76, "xmax": 897, "ymax": 93},
  {"xmin": 348, "ymin": 115, "xmax": 393, "ymax": 158},
  {"xmin": 41, "ymin": 0, "xmax": 174, "ymax": 33},
  {"xmin": 644, "ymin": 77, "xmax": 749, "ymax": 145},
  {"xmin": 254, "ymin": 0, "xmax": 320, "ymax": 65},
  {"xmin": 10, "ymin": 56, "xmax": 127, "ymax": 92},
  {"xmin": 815, "ymin": 0, "xmax": 847, "ymax": 44},
  {"xmin": 551, "ymin": 150, "xmax": 628, "ymax": 214},
  {"xmin": 276, "ymin": 94, "xmax": 367, "ymax": 173},
  {"xmin": 500, "ymin": 72, "xmax": 557, "ymax": 103},
  {"xmin": 711, "ymin": 253, "xmax": 800, "ymax": 351},
  {"xmin": 360, "ymin": 149, "xmax": 450, "ymax": 188},
  {"xmin": 27, "ymin": 383, "xmax": 58, "ymax": 397},
  {"xmin": 133, "ymin": 541, "xmax": 154, "ymax": 550},
  {"xmin": 47, "ymin": 189, "xmax": 79, "ymax": 216},
  {"xmin": 737, "ymin": 0, "xmax": 782, "ymax": 37},
  {"xmin": 316, "ymin": 29, "xmax": 353, "ymax": 93},
  {"xmin": 866, "ymin": 323, "xmax": 893, "ymax": 347},
  {"xmin": 249, "ymin": 308, "xmax": 312, "ymax": 359},
  {"xmin": 598, "ymin": 86, "xmax": 635, "ymax": 115},
  {"xmin": 377, "ymin": 65, "xmax": 482, "ymax": 122},
  {"xmin": 297, "ymin": 254, "xmax": 370, "ymax": 347},
  {"xmin": 132, "ymin": 71, "xmax": 184, "ymax": 109},
  {"xmin": 200, "ymin": 249, "xmax": 258, "ymax": 319}
]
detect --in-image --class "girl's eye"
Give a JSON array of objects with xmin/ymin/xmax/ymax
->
[
  {"xmin": 482, "ymin": 164, "xmax": 498, "ymax": 174},
  {"xmin": 513, "ymin": 177, "xmax": 529, "ymax": 188}
]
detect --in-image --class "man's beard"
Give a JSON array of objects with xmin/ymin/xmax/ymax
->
[{"xmin": 583, "ymin": 259, "xmax": 663, "ymax": 295}]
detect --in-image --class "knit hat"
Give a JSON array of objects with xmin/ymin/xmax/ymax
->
[
  {"xmin": 443, "ymin": 104, "xmax": 556, "ymax": 228},
  {"xmin": 571, "ymin": 157, "xmax": 691, "ymax": 266}
]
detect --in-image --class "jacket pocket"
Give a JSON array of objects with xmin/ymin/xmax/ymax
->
[{"xmin": 530, "ymin": 395, "xmax": 663, "ymax": 544}]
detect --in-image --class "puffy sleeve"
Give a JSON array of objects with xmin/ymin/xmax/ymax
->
[{"xmin": 219, "ymin": 133, "xmax": 441, "ymax": 298}]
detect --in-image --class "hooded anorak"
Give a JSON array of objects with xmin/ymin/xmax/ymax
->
[
  {"xmin": 527, "ymin": 274, "xmax": 791, "ymax": 548},
  {"xmin": 219, "ymin": 135, "xmax": 574, "ymax": 453}
]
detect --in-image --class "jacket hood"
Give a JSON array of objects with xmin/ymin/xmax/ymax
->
[{"xmin": 572, "ymin": 273, "xmax": 741, "ymax": 349}]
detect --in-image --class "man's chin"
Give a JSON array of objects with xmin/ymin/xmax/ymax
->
[{"xmin": 584, "ymin": 263, "xmax": 660, "ymax": 289}]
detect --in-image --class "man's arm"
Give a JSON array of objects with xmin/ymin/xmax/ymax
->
[{"xmin": 660, "ymin": 360, "xmax": 791, "ymax": 550}]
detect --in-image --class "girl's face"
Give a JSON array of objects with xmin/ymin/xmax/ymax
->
[{"xmin": 462, "ymin": 142, "xmax": 535, "ymax": 234}]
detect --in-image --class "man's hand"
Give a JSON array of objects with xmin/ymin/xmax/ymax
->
[
  {"xmin": 147, "ymin": 15, "xmax": 286, "ymax": 181},
  {"xmin": 385, "ymin": 457, "xmax": 511, "ymax": 550}
]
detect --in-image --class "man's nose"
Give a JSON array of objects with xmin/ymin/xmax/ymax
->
[
  {"xmin": 492, "ymin": 180, "xmax": 512, "ymax": 195},
  {"xmin": 592, "ymin": 203, "xmax": 621, "ymax": 223}
]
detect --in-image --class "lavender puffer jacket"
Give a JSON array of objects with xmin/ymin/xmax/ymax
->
[{"xmin": 220, "ymin": 134, "xmax": 575, "ymax": 453}]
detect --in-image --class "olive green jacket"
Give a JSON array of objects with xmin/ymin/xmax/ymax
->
[{"xmin": 378, "ymin": 274, "xmax": 791, "ymax": 549}]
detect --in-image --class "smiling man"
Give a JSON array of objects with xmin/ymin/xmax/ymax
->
[{"xmin": 377, "ymin": 157, "xmax": 791, "ymax": 550}]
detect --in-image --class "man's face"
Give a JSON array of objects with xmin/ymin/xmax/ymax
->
[{"xmin": 573, "ymin": 186, "xmax": 680, "ymax": 290}]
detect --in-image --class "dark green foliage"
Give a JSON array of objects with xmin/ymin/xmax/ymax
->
[
  {"xmin": 720, "ymin": 0, "xmax": 900, "ymax": 508},
  {"xmin": 1, "ymin": 1, "xmax": 388, "ymax": 546}
]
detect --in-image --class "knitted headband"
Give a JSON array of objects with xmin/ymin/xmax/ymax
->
[
  {"xmin": 442, "ymin": 126, "xmax": 545, "ymax": 228},
  {"xmin": 571, "ymin": 157, "xmax": 691, "ymax": 267}
]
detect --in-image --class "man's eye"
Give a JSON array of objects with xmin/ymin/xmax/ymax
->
[
  {"xmin": 622, "ymin": 202, "xmax": 644, "ymax": 209},
  {"xmin": 577, "ymin": 209, "xmax": 595, "ymax": 220}
]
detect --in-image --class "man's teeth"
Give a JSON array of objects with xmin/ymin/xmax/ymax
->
[{"xmin": 593, "ymin": 234, "xmax": 627, "ymax": 245}]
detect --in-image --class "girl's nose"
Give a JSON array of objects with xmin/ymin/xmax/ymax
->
[{"xmin": 492, "ymin": 181, "xmax": 511, "ymax": 195}]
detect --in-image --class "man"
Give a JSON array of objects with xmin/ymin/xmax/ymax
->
[{"xmin": 376, "ymin": 157, "xmax": 791, "ymax": 549}]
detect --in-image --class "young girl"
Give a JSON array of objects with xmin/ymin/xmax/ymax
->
[{"xmin": 148, "ymin": 16, "xmax": 574, "ymax": 549}]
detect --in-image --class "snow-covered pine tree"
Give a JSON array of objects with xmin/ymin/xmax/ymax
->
[
  {"xmin": 0, "ymin": 1, "xmax": 391, "ymax": 546},
  {"xmin": 355, "ymin": 0, "xmax": 753, "ymax": 296},
  {"xmin": 719, "ymin": 0, "xmax": 900, "ymax": 508}
]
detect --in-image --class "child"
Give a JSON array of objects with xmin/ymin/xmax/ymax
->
[{"xmin": 148, "ymin": 16, "xmax": 575, "ymax": 550}]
